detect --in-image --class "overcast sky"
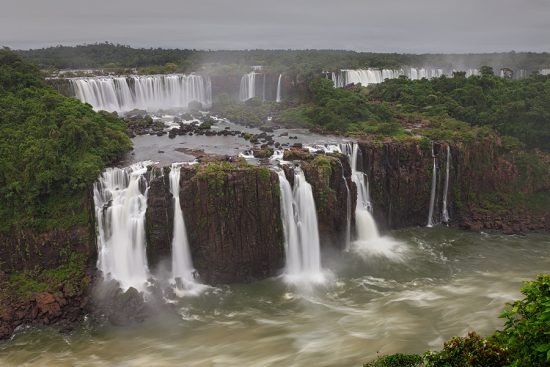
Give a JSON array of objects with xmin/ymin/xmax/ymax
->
[{"xmin": 1, "ymin": 0, "xmax": 549, "ymax": 52}]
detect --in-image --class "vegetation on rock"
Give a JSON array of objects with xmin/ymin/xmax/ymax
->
[{"xmin": 0, "ymin": 50, "xmax": 132, "ymax": 232}]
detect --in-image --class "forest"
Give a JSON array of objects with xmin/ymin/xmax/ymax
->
[{"xmin": 0, "ymin": 50, "xmax": 131, "ymax": 232}]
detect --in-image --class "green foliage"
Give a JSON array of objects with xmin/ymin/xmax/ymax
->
[
  {"xmin": 7, "ymin": 249, "xmax": 87, "ymax": 299},
  {"xmin": 424, "ymin": 332, "xmax": 509, "ymax": 367},
  {"xmin": 370, "ymin": 72, "xmax": 550, "ymax": 151},
  {"xmin": 0, "ymin": 50, "xmax": 132, "ymax": 232},
  {"xmin": 364, "ymin": 353, "xmax": 422, "ymax": 367},
  {"xmin": 494, "ymin": 275, "xmax": 550, "ymax": 367}
]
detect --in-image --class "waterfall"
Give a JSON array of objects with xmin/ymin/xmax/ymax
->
[
  {"xmin": 335, "ymin": 159, "xmax": 352, "ymax": 250},
  {"xmin": 169, "ymin": 164, "xmax": 196, "ymax": 286},
  {"xmin": 332, "ymin": 67, "xmax": 481, "ymax": 87},
  {"xmin": 70, "ymin": 74, "xmax": 212, "ymax": 113},
  {"xmin": 339, "ymin": 143, "xmax": 379, "ymax": 234},
  {"xmin": 340, "ymin": 143, "xmax": 405, "ymax": 259},
  {"xmin": 276, "ymin": 74, "xmax": 282, "ymax": 103},
  {"xmin": 441, "ymin": 145, "xmax": 451, "ymax": 224},
  {"xmin": 349, "ymin": 143, "xmax": 378, "ymax": 237},
  {"xmin": 275, "ymin": 168, "xmax": 323, "ymax": 283},
  {"xmin": 239, "ymin": 72, "xmax": 257, "ymax": 101},
  {"xmin": 262, "ymin": 74, "xmax": 265, "ymax": 102},
  {"xmin": 93, "ymin": 161, "xmax": 153, "ymax": 290},
  {"xmin": 427, "ymin": 143, "xmax": 438, "ymax": 227}
]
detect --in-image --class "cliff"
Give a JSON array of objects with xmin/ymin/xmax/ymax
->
[
  {"xmin": 359, "ymin": 138, "xmax": 550, "ymax": 233},
  {"xmin": 0, "ymin": 194, "xmax": 95, "ymax": 340},
  {"xmin": 145, "ymin": 162, "xmax": 286, "ymax": 283}
]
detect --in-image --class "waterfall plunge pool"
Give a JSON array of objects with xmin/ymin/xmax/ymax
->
[{"xmin": 1, "ymin": 227, "xmax": 549, "ymax": 366}]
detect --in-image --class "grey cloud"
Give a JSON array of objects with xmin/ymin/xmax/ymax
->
[{"xmin": 0, "ymin": 0, "xmax": 549, "ymax": 52}]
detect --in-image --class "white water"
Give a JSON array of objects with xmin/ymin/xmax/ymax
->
[
  {"xmin": 169, "ymin": 164, "xmax": 196, "ymax": 288},
  {"xmin": 331, "ymin": 67, "xmax": 484, "ymax": 87},
  {"xmin": 239, "ymin": 72, "xmax": 258, "ymax": 101},
  {"xmin": 427, "ymin": 143, "xmax": 438, "ymax": 228},
  {"xmin": 276, "ymin": 74, "xmax": 283, "ymax": 103},
  {"xmin": 441, "ymin": 146, "xmax": 451, "ymax": 223},
  {"xmin": 93, "ymin": 161, "xmax": 153, "ymax": 290},
  {"xmin": 339, "ymin": 143, "xmax": 406, "ymax": 260},
  {"xmin": 333, "ymin": 68, "xmax": 444, "ymax": 87},
  {"xmin": 276, "ymin": 168, "xmax": 324, "ymax": 283},
  {"xmin": 70, "ymin": 74, "xmax": 212, "ymax": 113}
]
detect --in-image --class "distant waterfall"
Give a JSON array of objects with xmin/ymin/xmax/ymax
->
[
  {"xmin": 169, "ymin": 164, "xmax": 196, "ymax": 286},
  {"xmin": 70, "ymin": 74, "xmax": 212, "ymax": 113},
  {"xmin": 276, "ymin": 168, "xmax": 323, "ymax": 283},
  {"xmin": 276, "ymin": 74, "xmax": 283, "ymax": 103},
  {"xmin": 93, "ymin": 161, "xmax": 153, "ymax": 290},
  {"xmin": 239, "ymin": 72, "xmax": 257, "ymax": 101},
  {"xmin": 441, "ymin": 145, "xmax": 451, "ymax": 224},
  {"xmin": 427, "ymin": 143, "xmax": 438, "ymax": 227},
  {"xmin": 332, "ymin": 68, "xmax": 444, "ymax": 87},
  {"xmin": 330, "ymin": 67, "xmax": 487, "ymax": 87}
]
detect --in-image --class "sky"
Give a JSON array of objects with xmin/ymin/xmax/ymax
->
[{"xmin": 1, "ymin": 0, "xmax": 549, "ymax": 53}]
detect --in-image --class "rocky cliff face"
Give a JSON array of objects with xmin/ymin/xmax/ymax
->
[
  {"xmin": 358, "ymin": 138, "xmax": 550, "ymax": 233},
  {"xmin": 181, "ymin": 164, "xmax": 285, "ymax": 283},
  {"xmin": 300, "ymin": 154, "xmax": 356, "ymax": 250},
  {"xmin": 145, "ymin": 167, "xmax": 173, "ymax": 270},
  {"xmin": 144, "ymin": 162, "xmax": 286, "ymax": 284},
  {"xmin": 0, "ymin": 195, "xmax": 96, "ymax": 340}
]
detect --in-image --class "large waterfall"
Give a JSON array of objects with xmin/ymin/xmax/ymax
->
[
  {"xmin": 169, "ymin": 164, "xmax": 196, "ymax": 286},
  {"xmin": 276, "ymin": 168, "xmax": 323, "ymax": 283},
  {"xmin": 70, "ymin": 74, "xmax": 212, "ymax": 113},
  {"xmin": 239, "ymin": 72, "xmax": 258, "ymax": 101},
  {"xmin": 276, "ymin": 74, "xmax": 282, "ymax": 103},
  {"xmin": 93, "ymin": 161, "xmax": 153, "ymax": 290}
]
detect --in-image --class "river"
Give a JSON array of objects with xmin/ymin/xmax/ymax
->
[{"xmin": 1, "ymin": 227, "xmax": 549, "ymax": 366}]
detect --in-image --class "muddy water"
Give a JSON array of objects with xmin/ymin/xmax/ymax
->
[{"xmin": 1, "ymin": 228, "xmax": 549, "ymax": 366}]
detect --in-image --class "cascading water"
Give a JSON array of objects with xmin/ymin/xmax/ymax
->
[
  {"xmin": 427, "ymin": 143, "xmax": 438, "ymax": 227},
  {"xmin": 340, "ymin": 142, "xmax": 405, "ymax": 259},
  {"xmin": 349, "ymin": 144, "xmax": 378, "ymax": 237},
  {"xmin": 93, "ymin": 161, "xmax": 153, "ymax": 290},
  {"xmin": 331, "ymin": 67, "xmax": 482, "ymax": 87},
  {"xmin": 239, "ymin": 72, "xmax": 257, "ymax": 101},
  {"xmin": 441, "ymin": 145, "xmax": 451, "ymax": 224},
  {"xmin": 276, "ymin": 74, "xmax": 282, "ymax": 103},
  {"xmin": 70, "ymin": 74, "xmax": 212, "ymax": 113},
  {"xmin": 275, "ymin": 168, "xmax": 323, "ymax": 283},
  {"xmin": 169, "ymin": 164, "xmax": 196, "ymax": 286}
]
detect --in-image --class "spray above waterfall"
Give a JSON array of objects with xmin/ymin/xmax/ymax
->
[{"xmin": 70, "ymin": 74, "xmax": 212, "ymax": 113}]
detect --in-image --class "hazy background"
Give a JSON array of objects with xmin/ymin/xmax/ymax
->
[{"xmin": 1, "ymin": 0, "xmax": 549, "ymax": 52}]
